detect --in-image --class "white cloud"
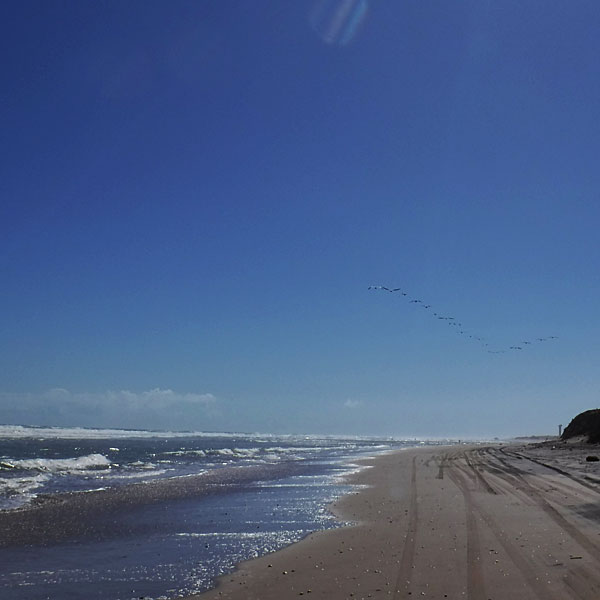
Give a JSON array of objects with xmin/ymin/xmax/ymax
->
[
  {"xmin": 100, "ymin": 388, "xmax": 216, "ymax": 408},
  {"xmin": 0, "ymin": 388, "xmax": 218, "ymax": 431},
  {"xmin": 343, "ymin": 398, "xmax": 362, "ymax": 409}
]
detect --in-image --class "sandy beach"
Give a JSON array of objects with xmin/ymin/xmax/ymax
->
[{"xmin": 189, "ymin": 442, "xmax": 600, "ymax": 600}]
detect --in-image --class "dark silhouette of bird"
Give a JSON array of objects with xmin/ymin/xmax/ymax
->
[{"xmin": 368, "ymin": 283, "xmax": 559, "ymax": 356}]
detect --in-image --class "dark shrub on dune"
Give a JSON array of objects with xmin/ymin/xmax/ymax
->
[{"xmin": 561, "ymin": 409, "xmax": 600, "ymax": 444}]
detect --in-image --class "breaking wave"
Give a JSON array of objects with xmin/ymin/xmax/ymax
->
[{"xmin": 2, "ymin": 454, "xmax": 111, "ymax": 473}]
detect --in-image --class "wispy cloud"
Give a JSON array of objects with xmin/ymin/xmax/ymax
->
[
  {"xmin": 0, "ymin": 388, "xmax": 219, "ymax": 431},
  {"xmin": 343, "ymin": 398, "xmax": 363, "ymax": 409}
]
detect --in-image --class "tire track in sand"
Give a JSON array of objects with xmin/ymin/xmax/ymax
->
[
  {"xmin": 446, "ymin": 464, "xmax": 487, "ymax": 600},
  {"xmin": 449, "ymin": 452, "xmax": 562, "ymax": 600},
  {"xmin": 501, "ymin": 448, "xmax": 600, "ymax": 493},
  {"xmin": 489, "ymin": 449, "xmax": 600, "ymax": 562},
  {"xmin": 393, "ymin": 456, "xmax": 418, "ymax": 599}
]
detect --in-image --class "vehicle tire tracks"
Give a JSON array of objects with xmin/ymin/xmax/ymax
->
[
  {"xmin": 446, "ymin": 464, "xmax": 487, "ymax": 600},
  {"xmin": 393, "ymin": 456, "xmax": 418, "ymax": 599},
  {"xmin": 448, "ymin": 459, "xmax": 561, "ymax": 600},
  {"xmin": 487, "ymin": 449, "xmax": 600, "ymax": 562}
]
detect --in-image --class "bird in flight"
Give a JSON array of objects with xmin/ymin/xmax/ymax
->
[{"xmin": 368, "ymin": 284, "xmax": 559, "ymax": 355}]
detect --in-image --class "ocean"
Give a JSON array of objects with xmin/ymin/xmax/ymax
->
[{"xmin": 0, "ymin": 425, "xmax": 439, "ymax": 600}]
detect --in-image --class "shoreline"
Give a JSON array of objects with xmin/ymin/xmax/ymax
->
[
  {"xmin": 0, "ymin": 461, "xmax": 313, "ymax": 547},
  {"xmin": 187, "ymin": 442, "xmax": 600, "ymax": 599}
]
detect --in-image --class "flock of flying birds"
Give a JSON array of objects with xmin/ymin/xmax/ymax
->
[{"xmin": 368, "ymin": 285, "xmax": 558, "ymax": 354}]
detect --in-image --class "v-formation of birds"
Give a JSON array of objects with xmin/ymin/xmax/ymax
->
[{"xmin": 368, "ymin": 286, "xmax": 558, "ymax": 354}]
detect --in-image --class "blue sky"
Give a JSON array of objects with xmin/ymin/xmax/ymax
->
[{"xmin": 1, "ymin": 0, "xmax": 599, "ymax": 437}]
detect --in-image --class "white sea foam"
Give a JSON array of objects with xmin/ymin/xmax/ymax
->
[
  {"xmin": 0, "ymin": 424, "xmax": 415, "ymax": 443},
  {"xmin": 161, "ymin": 445, "xmax": 333, "ymax": 462},
  {"xmin": 130, "ymin": 460, "xmax": 158, "ymax": 469},
  {"xmin": 163, "ymin": 450, "xmax": 207, "ymax": 457},
  {"xmin": 261, "ymin": 453, "xmax": 281, "ymax": 462},
  {"xmin": 164, "ymin": 447, "xmax": 291, "ymax": 461},
  {"xmin": 0, "ymin": 472, "xmax": 51, "ymax": 509},
  {"xmin": 0, "ymin": 425, "xmax": 253, "ymax": 440},
  {"xmin": 7, "ymin": 453, "xmax": 111, "ymax": 473},
  {"xmin": 175, "ymin": 530, "xmax": 307, "ymax": 539},
  {"xmin": 101, "ymin": 469, "xmax": 169, "ymax": 481},
  {"xmin": 0, "ymin": 472, "xmax": 49, "ymax": 494}
]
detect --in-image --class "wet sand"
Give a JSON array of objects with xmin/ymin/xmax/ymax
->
[
  {"xmin": 189, "ymin": 442, "xmax": 600, "ymax": 600},
  {"xmin": 0, "ymin": 461, "xmax": 309, "ymax": 547}
]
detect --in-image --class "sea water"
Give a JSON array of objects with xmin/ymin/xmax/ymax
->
[{"xmin": 0, "ymin": 425, "xmax": 437, "ymax": 600}]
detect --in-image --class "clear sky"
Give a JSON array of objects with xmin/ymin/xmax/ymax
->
[{"xmin": 2, "ymin": 0, "xmax": 599, "ymax": 437}]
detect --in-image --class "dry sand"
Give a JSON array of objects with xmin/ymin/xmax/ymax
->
[{"xmin": 188, "ymin": 442, "xmax": 600, "ymax": 600}]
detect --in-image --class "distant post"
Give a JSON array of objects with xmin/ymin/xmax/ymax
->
[{"xmin": 558, "ymin": 424, "xmax": 562, "ymax": 437}]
